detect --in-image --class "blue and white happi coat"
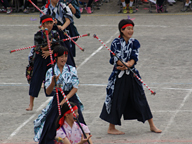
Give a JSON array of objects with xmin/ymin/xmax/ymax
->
[
  {"xmin": 40, "ymin": 2, "xmax": 73, "ymax": 25},
  {"xmin": 105, "ymin": 37, "xmax": 140, "ymax": 114},
  {"xmin": 45, "ymin": 63, "xmax": 78, "ymax": 91},
  {"xmin": 45, "ymin": 63, "xmax": 83, "ymax": 109}
]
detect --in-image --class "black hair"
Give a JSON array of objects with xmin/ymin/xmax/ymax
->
[
  {"xmin": 40, "ymin": 14, "xmax": 53, "ymax": 24},
  {"xmin": 118, "ymin": 19, "xmax": 134, "ymax": 37},
  {"xmin": 55, "ymin": 102, "xmax": 77, "ymax": 129},
  {"xmin": 53, "ymin": 45, "xmax": 68, "ymax": 61}
]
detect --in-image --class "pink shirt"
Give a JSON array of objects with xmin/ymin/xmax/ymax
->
[{"xmin": 56, "ymin": 121, "xmax": 90, "ymax": 144}]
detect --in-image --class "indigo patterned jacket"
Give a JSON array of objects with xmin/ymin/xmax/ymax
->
[
  {"xmin": 105, "ymin": 37, "xmax": 140, "ymax": 114},
  {"xmin": 40, "ymin": 2, "xmax": 73, "ymax": 25}
]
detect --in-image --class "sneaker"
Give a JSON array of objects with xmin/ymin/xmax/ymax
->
[
  {"xmin": 23, "ymin": 8, "xmax": 29, "ymax": 14},
  {"xmin": 181, "ymin": 5, "xmax": 188, "ymax": 12},
  {"xmin": 169, "ymin": 2, "xmax": 173, "ymax": 6},
  {"xmin": 129, "ymin": 7, "xmax": 133, "ymax": 13},
  {"xmin": 85, "ymin": 7, "xmax": 92, "ymax": 14},
  {"xmin": 79, "ymin": 7, "xmax": 83, "ymax": 13},
  {"xmin": 123, "ymin": 6, "xmax": 127, "ymax": 13},
  {"xmin": 0, "ymin": 7, "xmax": 6, "ymax": 13},
  {"xmin": 6, "ymin": 7, "xmax": 12, "ymax": 14}
]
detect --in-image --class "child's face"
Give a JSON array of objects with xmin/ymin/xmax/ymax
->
[
  {"xmin": 42, "ymin": 21, "xmax": 53, "ymax": 32},
  {"xmin": 68, "ymin": 109, "xmax": 79, "ymax": 122},
  {"xmin": 121, "ymin": 26, "xmax": 134, "ymax": 39},
  {"xmin": 51, "ymin": 0, "xmax": 59, "ymax": 4},
  {"xmin": 57, "ymin": 54, "xmax": 68, "ymax": 67}
]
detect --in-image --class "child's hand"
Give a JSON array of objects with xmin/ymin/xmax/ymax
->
[
  {"xmin": 68, "ymin": 3, "xmax": 74, "ymax": 9},
  {"xmin": 79, "ymin": 134, "xmax": 92, "ymax": 144},
  {"xmin": 57, "ymin": 25, "xmax": 64, "ymax": 31},
  {"xmin": 51, "ymin": 74, "xmax": 60, "ymax": 86},
  {"xmin": 60, "ymin": 99, "xmax": 66, "ymax": 106},
  {"xmin": 53, "ymin": 19, "xmax": 57, "ymax": 24},
  {"xmin": 42, "ymin": 50, "xmax": 50, "ymax": 59},
  {"xmin": 116, "ymin": 65, "xmax": 127, "ymax": 71}
]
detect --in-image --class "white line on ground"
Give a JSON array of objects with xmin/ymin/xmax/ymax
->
[
  {"xmin": 154, "ymin": 90, "xmax": 192, "ymax": 144},
  {"xmin": 3, "ymin": 97, "xmax": 52, "ymax": 144},
  {"xmin": 77, "ymin": 31, "xmax": 119, "ymax": 70}
]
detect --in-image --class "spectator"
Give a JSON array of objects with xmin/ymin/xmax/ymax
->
[
  {"xmin": 0, "ymin": 0, "xmax": 12, "ymax": 14},
  {"xmin": 181, "ymin": 0, "xmax": 191, "ymax": 11},
  {"xmin": 167, "ymin": 0, "xmax": 176, "ymax": 6},
  {"xmin": 79, "ymin": 0, "xmax": 93, "ymax": 14},
  {"xmin": 121, "ymin": 0, "xmax": 135, "ymax": 14}
]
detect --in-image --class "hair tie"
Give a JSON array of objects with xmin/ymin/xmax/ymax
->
[{"xmin": 54, "ymin": 53, "xmax": 58, "ymax": 57}]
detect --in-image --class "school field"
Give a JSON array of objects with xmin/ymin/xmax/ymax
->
[{"xmin": 0, "ymin": 1, "xmax": 192, "ymax": 144}]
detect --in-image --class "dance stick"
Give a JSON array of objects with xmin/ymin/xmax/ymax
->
[
  {"xmin": 28, "ymin": 0, "xmax": 45, "ymax": 15},
  {"xmin": 64, "ymin": 33, "xmax": 84, "ymax": 52},
  {"xmin": 10, "ymin": 45, "xmax": 36, "ymax": 53},
  {"xmin": 45, "ymin": 28, "xmax": 62, "ymax": 116},
  {"xmin": 93, "ymin": 34, "xmax": 156, "ymax": 95},
  {"xmin": 56, "ymin": 88, "xmax": 61, "ymax": 115},
  {"xmin": 58, "ymin": 87, "xmax": 90, "ymax": 144},
  {"xmin": 10, "ymin": 34, "xmax": 90, "ymax": 53}
]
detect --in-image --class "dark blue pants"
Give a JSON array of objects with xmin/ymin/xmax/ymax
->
[{"xmin": 29, "ymin": 54, "xmax": 51, "ymax": 97}]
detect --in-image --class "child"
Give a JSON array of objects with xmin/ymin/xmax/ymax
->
[
  {"xmin": 100, "ymin": 19, "xmax": 162, "ymax": 135},
  {"xmin": 61, "ymin": 0, "xmax": 81, "ymax": 57},
  {"xmin": 35, "ymin": 45, "xmax": 86, "ymax": 144},
  {"xmin": 40, "ymin": 0, "xmax": 76, "ymax": 67},
  {"xmin": 55, "ymin": 102, "xmax": 92, "ymax": 144},
  {"xmin": 26, "ymin": 14, "xmax": 60, "ymax": 111}
]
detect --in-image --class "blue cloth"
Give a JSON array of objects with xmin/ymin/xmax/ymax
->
[
  {"xmin": 41, "ymin": 2, "xmax": 73, "ymax": 25},
  {"xmin": 105, "ymin": 37, "xmax": 140, "ymax": 114},
  {"xmin": 60, "ymin": 0, "xmax": 81, "ymax": 18}
]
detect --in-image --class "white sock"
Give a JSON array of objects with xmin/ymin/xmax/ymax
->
[
  {"xmin": 129, "ymin": 1, "xmax": 134, "ymax": 7},
  {"xmin": 122, "ymin": 1, "xmax": 126, "ymax": 7},
  {"xmin": 185, "ymin": 2, "xmax": 189, "ymax": 6}
]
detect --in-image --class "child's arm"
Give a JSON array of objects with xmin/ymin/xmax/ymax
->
[
  {"xmin": 116, "ymin": 59, "xmax": 135, "ymax": 70},
  {"xmin": 60, "ymin": 87, "xmax": 77, "ymax": 105},
  {"xmin": 68, "ymin": 3, "xmax": 76, "ymax": 15},
  {"xmin": 46, "ymin": 75, "xmax": 60, "ymax": 95},
  {"xmin": 57, "ymin": 17, "xmax": 71, "ymax": 31},
  {"xmin": 77, "ymin": 134, "xmax": 92, "ymax": 144}
]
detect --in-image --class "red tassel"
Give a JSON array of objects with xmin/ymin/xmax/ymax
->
[{"xmin": 45, "ymin": 0, "xmax": 50, "ymax": 8}]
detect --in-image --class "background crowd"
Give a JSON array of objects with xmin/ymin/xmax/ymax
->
[{"xmin": 0, "ymin": 0, "xmax": 191, "ymax": 14}]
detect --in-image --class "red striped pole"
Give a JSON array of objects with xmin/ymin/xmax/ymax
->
[
  {"xmin": 56, "ymin": 88, "xmax": 61, "ymax": 115},
  {"xmin": 28, "ymin": 0, "xmax": 45, "ymax": 15},
  {"xmin": 45, "ymin": 28, "xmax": 62, "ymax": 115},
  {"xmin": 64, "ymin": 33, "xmax": 84, "ymax": 52},
  {"xmin": 93, "ymin": 34, "xmax": 156, "ymax": 95},
  {"xmin": 10, "ymin": 45, "xmax": 36, "ymax": 53},
  {"xmin": 58, "ymin": 87, "xmax": 76, "ymax": 117},
  {"xmin": 10, "ymin": 33, "xmax": 90, "ymax": 53}
]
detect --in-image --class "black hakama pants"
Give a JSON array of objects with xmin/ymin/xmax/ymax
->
[
  {"xmin": 29, "ymin": 54, "xmax": 51, "ymax": 97},
  {"xmin": 39, "ymin": 91, "xmax": 86, "ymax": 144},
  {"xmin": 100, "ymin": 72, "xmax": 153, "ymax": 125}
]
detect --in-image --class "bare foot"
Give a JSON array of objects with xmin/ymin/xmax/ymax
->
[
  {"xmin": 41, "ymin": 83, "xmax": 44, "ymax": 88},
  {"xmin": 150, "ymin": 126, "xmax": 162, "ymax": 133},
  {"xmin": 26, "ymin": 105, "xmax": 33, "ymax": 111},
  {"xmin": 108, "ymin": 128, "xmax": 125, "ymax": 135}
]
